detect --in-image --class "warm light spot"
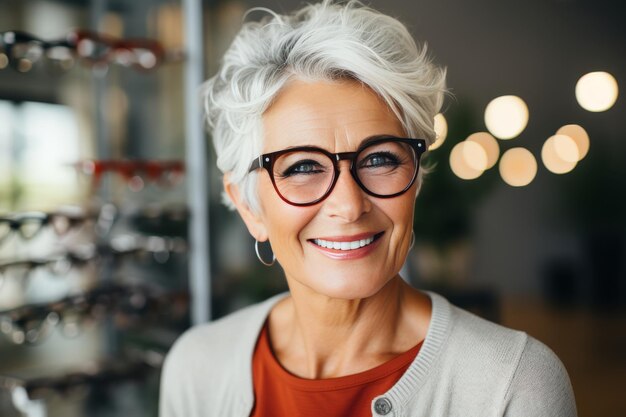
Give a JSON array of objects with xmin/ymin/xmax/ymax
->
[
  {"xmin": 429, "ymin": 113, "xmax": 448, "ymax": 150},
  {"xmin": 552, "ymin": 134, "xmax": 579, "ymax": 163},
  {"xmin": 542, "ymin": 135, "xmax": 578, "ymax": 174},
  {"xmin": 499, "ymin": 148, "xmax": 537, "ymax": 187},
  {"xmin": 466, "ymin": 132, "xmax": 500, "ymax": 169},
  {"xmin": 450, "ymin": 142, "xmax": 484, "ymax": 180},
  {"xmin": 461, "ymin": 140, "xmax": 488, "ymax": 171},
  {"xmin": 484, "ymin": 95, "xmax": 529, "ymax": 140},
  {"xmin": 556, "ymin": 124, "xmax": 589, "ymax": 161},
  {"xmin": 575, "ymin": 71, "xmax": 619, "ymax": 112},
  {"xmin": 0, "ymin": 53, "xmax": 7, "ymax": 69}
]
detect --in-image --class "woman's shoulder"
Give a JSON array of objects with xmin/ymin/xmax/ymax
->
[
  {"xmin": 159, "ymin": 293, "xmax": 288, "ymax": 417},
  {"xmin": 425, "ymin": 293, "xmax": 576, "ymax": 415},
  {"xmin": 440, "ymin": 295, "xmax": 564, "ymax": 373}
]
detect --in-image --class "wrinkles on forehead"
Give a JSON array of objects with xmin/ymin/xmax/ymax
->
[{"xmin": 262, "ymin": 78, "xmax": 404, "ymax": 154}]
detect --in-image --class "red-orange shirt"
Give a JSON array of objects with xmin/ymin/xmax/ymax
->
[{"xmin": 250, "ymin": 323, "xmax": 422, "ymax": 417}]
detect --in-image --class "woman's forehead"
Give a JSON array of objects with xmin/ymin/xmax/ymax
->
[{"xmin": 262, "ymin": 79, "xmax": 403, "ymax": 152}]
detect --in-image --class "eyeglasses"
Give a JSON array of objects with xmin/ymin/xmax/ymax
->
[
  {"xmin": 0, "ymin": 209, "xmax": 100, "ymax": 248},
  {"xmin": 0, "ymin": 236, "xmax": 187, "ymax": 292},
  {"xmin": 248, "ymin": 137, "xmax": 426, "ymax": 206},
  {"xmin": 0, "ymin": 354, "xmax": 161, "ymax": 401},
  {"xmin": 0, "ymin": 283, "xmax": 189, "ymax": 345},
  {"xmin": 73, "ymin": 159, "xmax": 185, "ymax": 191},
  {"xmin": 0, "ymin": 250, "xmax": 95, "ymax": 292},
  {"xmin": 66, "ymin": 30, "xmax": 166, "ymax": 72},
  {"xmin": 0, "ymin": 31, "xmax": 75, "ymax": 73},
  {"xmin": 0, "ymin": 30, "xmax": 176, "ymax": 74},
  {"xmin": 0, "ymin": 212, "xmax": 49, "ymax": 244}
]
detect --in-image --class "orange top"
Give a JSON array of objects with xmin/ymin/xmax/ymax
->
[{"xmin": 250, "ymin": 322, "xmax": 422, "ymax": 417}]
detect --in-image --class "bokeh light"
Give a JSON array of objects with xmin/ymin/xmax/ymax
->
[
  {"xmin": 499, "ymin": 148, "xmax": 537, "ymax": 187},
  {"xmin": 575, "ymin": 71, "xmax": 619, "ymax": 112},
  {"xmin": 553, "ymin": 134, "xmax": 579, "ymax": 163},
  {"xmin": 450, "ymin": 141, "xmax": 485, "ymax": 180},
  {"xmin": 466, "ymin": 132, "xmax": 500, "ymax": 169},
  {"xmin": 429, "ymin": 113, "xmax": 448, "ymax": 150},
  {"xmin": 556, "ymin": 124, "xmax": 589, "ymax": 161},
  {"xmin": 542, "ymin": 135, "xmax": 578, "ymax": 174},
  {"xmin": 484, "ymin": 95, "xmax": 529, "ymax": 140},
  {"xmin": 462, "ymin": 141, "xmax": 488, "ymax": 171}
]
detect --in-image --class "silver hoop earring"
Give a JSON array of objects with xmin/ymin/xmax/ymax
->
[
  {"xmin": 409, "ymin": 231, "xmax": 415, "ymax": 251},
  {"xmin": 255, "ymin": 239, "xmax": 276, "ymax": 266}
]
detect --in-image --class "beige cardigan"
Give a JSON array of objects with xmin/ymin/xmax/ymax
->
[{"xmin": 159, "ymin": 292, "xmax": 576, "ymax": 417}]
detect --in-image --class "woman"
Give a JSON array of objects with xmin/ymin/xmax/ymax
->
[{"xmin": 160, "ymin": 1, "xmax": 576, "ymax": 416}]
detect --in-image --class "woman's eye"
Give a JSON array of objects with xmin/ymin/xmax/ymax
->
[
  {"xmin": 282, "ymin": 160, "xmax": 325, "ymax": 176},
  {"xmin": 360, "ymin": 152, "xmax": 400, "ymax": 168}
]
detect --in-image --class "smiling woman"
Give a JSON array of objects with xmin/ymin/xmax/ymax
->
[
  {"xmin": 159, "ymin": 1, "xmax": 576, "ymax": 417},
  {"xmin": 233, "ymin": 80, "xmax": 420, "ymax": 301}
]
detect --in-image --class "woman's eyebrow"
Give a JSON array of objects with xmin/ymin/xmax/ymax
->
[
  {"xmin": 358, "ymin": 134, "xmax": 400, "ymax": 147},
  {"xmin": 285, "ymin": 134, "xmax": 399, "ymax": 151}
]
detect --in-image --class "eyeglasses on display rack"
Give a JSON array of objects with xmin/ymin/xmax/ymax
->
[
  {"xmin": 0, "ymin": 235, "xmax": 187, "ymax": 291},
  {"xmin": 0, "ymin": 283, "xmax": 189, "ymax": 345},
  {"xmin": 0, "ymin": 209, "xmax": 99, "ymax": 247},
  {"xmin": 248, "ymin": 136, "xmax": 427, "ymax": 206},
  {"xmin": 0, "ymin": 253, "xmax": 91, "ymax": 292},
  {"xmin": 73, "ymin": 159, "xmax": 185, "ymax": 191},
  {"xmin": 66, "ymin": 29, "xmax": 167, "ymax": 72},
  {"xmin": 0, "ymin": 31, "xmax": 75, "ymax": 73},
  {"xmin": 0, "ymin": 204, "xmax": 190, "ymax": 249},
  {"xmin": 0, "ymin": 212, "xmax": 50, "ymax": 244},
  {"xmin": 0, "ymin": 29, "xmax": 182, "ymax": 74},
  {"xmin": 0, "ymin": 353, "xmax": 162, "ymax": 401}
]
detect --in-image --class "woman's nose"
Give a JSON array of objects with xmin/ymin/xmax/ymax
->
[{"xmin": 320, "ymin": 162, "xmax": 371, "ymax": 222}]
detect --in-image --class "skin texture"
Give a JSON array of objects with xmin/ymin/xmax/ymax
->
[{"xmin": 225, "ymin": 78, "xmax": 432, "ymax": 379}]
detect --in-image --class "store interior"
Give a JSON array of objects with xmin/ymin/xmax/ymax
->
[{"xmin": 0, "ymin": 0, "xmax": 624, "ymax": 416}]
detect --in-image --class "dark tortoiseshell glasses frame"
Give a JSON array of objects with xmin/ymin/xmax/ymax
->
[{"xmin": 248, "ymin": 137, "xmax": 426, "ymax": 206}]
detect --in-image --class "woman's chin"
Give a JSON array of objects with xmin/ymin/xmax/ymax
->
[{"xmin": 292, "ymin": 273, "xmax": 397, "ymax": 302}]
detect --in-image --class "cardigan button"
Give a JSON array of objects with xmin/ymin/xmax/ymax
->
[{"xmin": 374, "ymin": 397, "xmax": 393, "ymax": 415}]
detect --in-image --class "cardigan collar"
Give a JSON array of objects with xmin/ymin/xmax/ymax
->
[{"xmin": 232, "ymin": 291, "xmax": 451, "ymax": 415}]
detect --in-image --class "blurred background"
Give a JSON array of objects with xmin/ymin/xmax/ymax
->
[{"xmin": 0, "ymin": 0, "xmax": 624, "ymax": 416}]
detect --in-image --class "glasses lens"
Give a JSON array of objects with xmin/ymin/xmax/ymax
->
[
  {"xmin": 356, "ymin": 140, "xmax": 418, "ymax": 196},
  {"xmin": 0, "ymin": 219, "xmax": 11, "ymax": 243},
  {"xmin": 18, "ymin": 217, "xmax": 46, "ymax": 239},
  {"xmin": 11, "ymin": 42, "xmax": 43, "ymax": 72},
  {"xmin": 273, "ymin": 150, "xmax": 334, "ymax": 205},
  {"xmin": 50, "ymin": 214, "xmax": 71, "ymax": 236}
]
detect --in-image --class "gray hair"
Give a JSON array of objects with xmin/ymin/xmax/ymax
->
[{"xmin": 203, "ymin": 0, "xmax": 446, "ymax": 212}]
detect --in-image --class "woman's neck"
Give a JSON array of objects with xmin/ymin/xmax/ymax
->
[{"xmin": 267, "ymin": 277, "xmax": 431, "ymax": 379}]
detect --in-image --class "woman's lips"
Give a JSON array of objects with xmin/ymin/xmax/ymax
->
[{"xmin": 308, "ymin": 232, "xmax": 384, "ymax": 259}]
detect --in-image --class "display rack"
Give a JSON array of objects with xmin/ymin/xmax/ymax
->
[{"xmin": 0, "ymin": 0, "xmax": 209, "ymax": 415}]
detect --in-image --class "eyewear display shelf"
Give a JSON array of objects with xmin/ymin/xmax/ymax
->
[{"xmin": 0, "ymin": 0, "xmax": 209, "ymax": 416}]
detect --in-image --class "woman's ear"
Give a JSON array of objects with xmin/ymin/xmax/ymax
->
[{"xmin": 223, "ymin": 174, "xmax": 269, "ymax": 242}]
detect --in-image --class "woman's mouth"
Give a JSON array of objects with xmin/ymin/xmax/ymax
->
[{"xmin": 310, "ymin": 232, "xmax": 384, "ymax": 251}]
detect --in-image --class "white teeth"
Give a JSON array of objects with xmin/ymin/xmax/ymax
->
[{"xmin": 313, "ymin": 236, "xmax": 376, "ymax": 251}]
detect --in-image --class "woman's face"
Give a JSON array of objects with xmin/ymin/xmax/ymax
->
[{"xmin": 232, "ymin": 79, "xmax": 417, "ymax": 300}]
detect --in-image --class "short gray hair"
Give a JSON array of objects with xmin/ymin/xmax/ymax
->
[{"xmin": 203, "ymin": 0, "xmax": 446, "ymax": 212}]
